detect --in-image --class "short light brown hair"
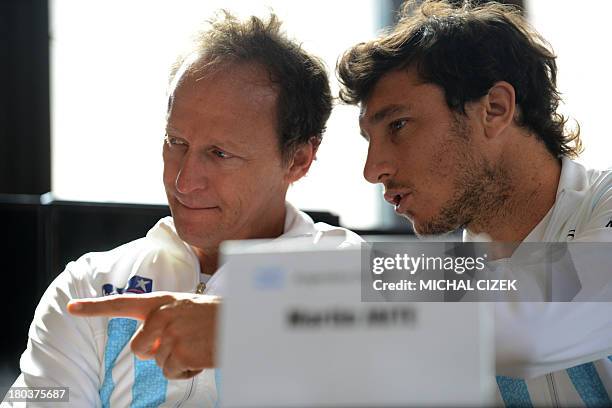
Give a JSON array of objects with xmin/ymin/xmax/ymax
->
[{"xmin": 170, "ymin": 12, "xmax": 332, "ymax": 162}]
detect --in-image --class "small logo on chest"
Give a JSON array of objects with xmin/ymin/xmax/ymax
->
[{"xmin": 102, "ymin": 275, "xmax": 153, "ymax": 296}]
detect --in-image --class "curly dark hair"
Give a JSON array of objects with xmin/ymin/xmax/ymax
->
[
  {"xmin": 337, "ymin": 0, "xmax": 581, "ymax": 158},
  {"xmin": 170, "ymin": 12, "xmax": 332, "ymax": 163}
]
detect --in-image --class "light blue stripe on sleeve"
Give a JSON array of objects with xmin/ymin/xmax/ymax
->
[
  {"xmin": 99, "ymin": 318, "xmax": 138, "ymax": 408},
  {"xmin": 131, "ymin": 358, "xmax": 167, "ymax": 408},
  {"xmin": 214, "ymin": 369, "xmax": 222, "ymax": 408},
  {"xmin": 496, "ymin": 375, "xmax": 534, "ymax": 408},
  {"xmin": 567, "ymin": 362, "xmax": 611, "ymax": 408}
]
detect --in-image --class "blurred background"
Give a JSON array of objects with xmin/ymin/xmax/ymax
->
[{"xmin": 1, "ymin": 0, "xmax": 611, "ymax": 396}]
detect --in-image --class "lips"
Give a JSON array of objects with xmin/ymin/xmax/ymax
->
[
  {"xmin": 383, "ymin": 190, "xmax": 412, "ymax": 211},
  {"xmin": 175, "ymin": 196, "xmax": 219, "ymax": 210},
  {"xmin": 383, "ymin": 187, "xmax": 414, "ymax": 216}
]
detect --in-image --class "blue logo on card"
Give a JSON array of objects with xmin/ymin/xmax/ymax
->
[{"xmin": 253, "ymin": 267, "xmax": 285, "ymax": 290}]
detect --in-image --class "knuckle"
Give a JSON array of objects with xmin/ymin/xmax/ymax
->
[
  {"xmin": 174, "ymin": 298, "xmax": 194, "ymax": 309},
  {"xmin": 159, "ymin": 294, "xmax": 176, "ymax": 304}
]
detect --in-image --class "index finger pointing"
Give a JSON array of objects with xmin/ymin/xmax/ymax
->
[{"xmin": 67, "ymin": 293, "xmax": 176, "ymax": 320}]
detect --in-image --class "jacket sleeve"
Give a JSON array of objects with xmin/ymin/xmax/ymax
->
[
  {"xmin": 495, "ymin": 185, "xmax": 612, "ymax": 379},
  {"xmin": 3, "ymin": 258, "xmax": 103, "ymax": 407}
]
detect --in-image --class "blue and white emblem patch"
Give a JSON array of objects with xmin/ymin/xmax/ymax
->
[
  {"xmin": 101, "ymin": 275, "xmax": 153, "ymax": 296},
  {"xmin": 125, "ymin": 275, "xmax": 153, "ymax": 294}
]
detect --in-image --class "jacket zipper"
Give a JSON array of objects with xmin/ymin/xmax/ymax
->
[
  {"xmin": 546, "ymin": 373, "xmax": 560, "ymax": 407},
  {"xmin": 174, "ymin": 378, "xmax": 195, "ymax": 408},
  {"xmin": 196, "ymin": 282, "xmax": 206, "ymax": 294}
]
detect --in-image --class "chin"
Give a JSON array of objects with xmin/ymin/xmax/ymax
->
[
  {"xmin": 411, "ymin": 223, "xmax": 430, "ymax": 238},
  {"xmin": 413, "ymin": 218, "xmax": 459, "ymax": 237},
  {"xmin": 397, "ymin": 211, "xmax": 420, "ymax": 231},
  {"xmin": 172, "ymin": 215, "xmax": 218, "ymax": 244},
  {"xmin": 176, "ymin": 227, "xmax": 222, "ymax": 251}
]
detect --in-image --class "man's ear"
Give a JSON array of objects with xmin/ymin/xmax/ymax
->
[
  {"xmin": 482, "ymin": 81, "xmax": 516, "ymax": 139},
  {"xmin": 284, "ymin": 137, "xmax": 320, "ymax": 183}
]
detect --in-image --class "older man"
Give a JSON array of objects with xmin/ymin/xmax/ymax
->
[
  {"xmin": 7, "ymin": 13, "xmax": 361, "ymax": 407},
  {"xmin": 337, "ymin": 1, "xmax": 612, "ymax": 406}
]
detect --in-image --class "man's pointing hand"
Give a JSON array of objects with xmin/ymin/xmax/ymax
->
[{"xmin": 68, "ymin": 292, "xmax": 220, "ymax": 380}]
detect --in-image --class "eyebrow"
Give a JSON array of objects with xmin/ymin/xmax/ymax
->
[
  {"xmin": 366, "ymin": 104, "xmax": 412, "ymax": 125},
  {"xmin": 165, "ymin": 126, "xmax": 181, "ymax": 136},
  {"xmin": 164, "ymin": 126, "xmax": 248, "ymax": 152}
]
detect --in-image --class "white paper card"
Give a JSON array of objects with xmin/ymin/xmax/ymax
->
[{"xmin": 218, "ymin": 243, "xmax": 494, "ymax": 407}]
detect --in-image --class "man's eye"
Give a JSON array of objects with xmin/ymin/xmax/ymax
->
[
  {"xmin": 212, "ymin": 149, "xmax": 232, "ymax": 159},
  {"xmin": 389, "ymin": 119, "xmax": 408, "ymax": 132},
  {"xmin": 165, "ymin": 135, "xmax": 187, "ymax": 147}
]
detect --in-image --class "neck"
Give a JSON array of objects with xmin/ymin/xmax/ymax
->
[
  {"xmin": 192, "ymin": 247, "xmax": 219, "ymax": 276},
  {"xmin": 466, "ymin": 142, "xmax": 561, "ymax": 242}
]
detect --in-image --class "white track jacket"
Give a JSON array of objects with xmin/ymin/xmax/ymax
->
[
  {"xmin": 5, "ymin": 202, "xmax": 362, "ymax": 407},
  {"xmin": 465, "ymin": 158, "xmax": 612, "ymax": 407}
]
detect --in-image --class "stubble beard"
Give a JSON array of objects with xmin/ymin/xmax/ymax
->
[{"xmin": 414, "ymin": 118, "xmax": 512, "ymax": 237}]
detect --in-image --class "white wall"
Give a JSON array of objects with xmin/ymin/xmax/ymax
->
[
  {"xmin": 529, "ymin": 1, "xmax": 612, "ymax": 170},
  {"xmin": 51, "ymin": 0, "xmax": 379, "ymax": 228}
]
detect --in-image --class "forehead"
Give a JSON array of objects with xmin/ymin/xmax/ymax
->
[
  {"xmin": 167, "ymin": 62, "xmax": 279, "ymax": 142},
  {"xmin": 360, "ymin": 67, "xmax": 445, "ymax": 125}
]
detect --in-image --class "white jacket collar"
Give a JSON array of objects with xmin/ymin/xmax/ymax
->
[
  {"xmin": 145, "ymin": 200, "xmax": 317, "ymax": 270},
  {"xmin": 538, "ymin": 158, "xmax": 589, "ymax": 241},
  {"xmin": 282, "ymin": 201, "xmax": 317, "ymax": 238}
]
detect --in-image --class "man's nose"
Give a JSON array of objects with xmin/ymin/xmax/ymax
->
[
  {"xmin": 175, "ymin": 151, "xmax": 208, "ymax": 194},
  {"xmin": 363, "ymin": 142, "xmax": 394, "ymax": 184}
]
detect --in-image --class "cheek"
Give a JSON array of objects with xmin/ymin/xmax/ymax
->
[
  {"xmin": 212, "ymin": 169, "xmax": 257, "ymax": 207},
  {"xmin": 427, "ymin": 133, "xmax": 468, "ymax": 178},
  {"xmin": 234, "ymin": 164, "xmax": 286, "ymax": 203},
  {"xmin": 422, "ymin": 144, "xmax": 470, "ymax": 205}
]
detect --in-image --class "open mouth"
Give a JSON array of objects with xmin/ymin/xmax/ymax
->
[
  {"xmin": 392, "ymin": 193, "xmax": 409, "ymax": 210},
  {"xmin": 383, "ymin": 189, "xmax": 412, "ymax": 212}
]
